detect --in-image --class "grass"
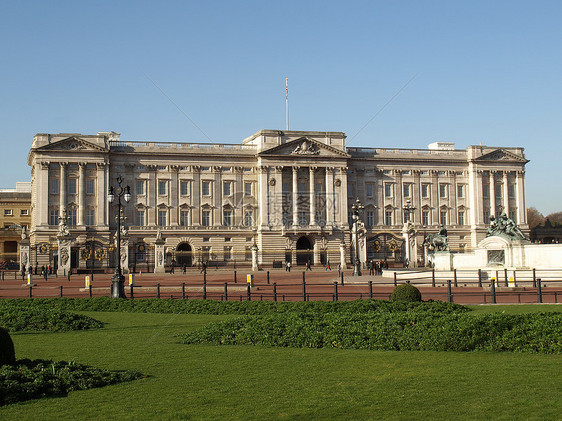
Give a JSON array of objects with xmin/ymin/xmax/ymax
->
[
  {"xmin": 467, "ymin": 304, "xmax": 562, "ymax": 315},
  {"xmin": 0, "ymin": 306, "xmax": 561, "ymax": 420}
]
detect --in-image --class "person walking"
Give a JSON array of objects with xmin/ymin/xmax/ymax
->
[
  {"xmin": 306, "ymin": 259, "xmax": 312, "ymax": 271},
  {"xmin": 326, "ymin": 260, "xmax": 332, "ymax": 271}
]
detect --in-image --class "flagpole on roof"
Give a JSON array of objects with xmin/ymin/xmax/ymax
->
[{"xmin": 285, "ymin": 78, "xmax": 289, "ymax": 131}]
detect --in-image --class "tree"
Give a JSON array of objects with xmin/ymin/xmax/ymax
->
[
  {"xmin": 527, "ymin": 207, "xmax": 545, "ymax": 228},
  {"xmin": 545, "ymin": 212, "xmax": 562, "ymax": 226}
]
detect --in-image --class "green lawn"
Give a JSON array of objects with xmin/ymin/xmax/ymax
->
[
  {"xmin": 467, "ymin": 304, "xmax": 562, "ymax": 315},
  {"xmin": 1, "ymin": 308, "xmax": 561, "ymax": 420}
]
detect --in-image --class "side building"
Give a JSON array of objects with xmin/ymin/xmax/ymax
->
[
  {"xmin": 0, "ymin": 182, "xmax": 31, "ymax": 268},
  {"xmin": 27, "ymin": 130, "xmax": 529, "ymax": 271}
]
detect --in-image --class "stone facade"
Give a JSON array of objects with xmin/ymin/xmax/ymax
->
[
  {"xmin": 26, "ymin": 130, "xmax": 529, "ymax": 270},
  {"xmin": 0, "ymin": 183, "xmax": 31, "ymax": 267}
]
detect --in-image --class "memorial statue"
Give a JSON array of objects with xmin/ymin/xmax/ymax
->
[
  {"xmin": 424, "ymin": 225, "xmax": 449, "ymax": 251},
  {"xmin": 486, "ymin": 212, "xmax": 526, "ymax": 240}
]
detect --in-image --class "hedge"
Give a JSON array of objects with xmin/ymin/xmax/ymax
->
[
  {"xmin": 0, "ymin": 297, "xmax": 468, "ymax": 316},
  {"xmin": 178, "ymin": 311, "xmax": 562, "ymax": 354},
  {"xmin": 0, "ymin": 306, "xmax": 103, "ymax": 332},
  {"xmin": 0, "ymin": 359, "xmax": 144, "ymax": 406}
]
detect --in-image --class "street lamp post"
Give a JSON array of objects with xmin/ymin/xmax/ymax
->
[
  {"xmin": 402, "ymin": 199, "xmax": 417, "ymax": 267},
  {"xmin": 351, "ymin": 198, "xmax": 364, "ymax": 276},
  {"xmin": 108, "ymin": 176, "xmax": 131, "ymax": 298}
]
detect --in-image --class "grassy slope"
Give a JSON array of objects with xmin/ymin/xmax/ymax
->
[
  {"xmin": 467, "ymin": 304, "xmax": 562, "ymax": 315},
  {"xmin": 1, "ymin": 310, "xmax": 560, "ymax": 420}
]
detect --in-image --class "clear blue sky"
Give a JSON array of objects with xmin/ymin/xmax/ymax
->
[{"xmin": 1, "ymin": 0, "xmax": 561, "ymax": 214}]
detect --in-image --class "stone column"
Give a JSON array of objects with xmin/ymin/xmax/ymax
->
[
  {"xmin": 96, "ymin": 163, "xmax": 106, "ymax": 226},
  {"xmin": 78, "ymin": 163, "xmax": 86, "ymax": 226},
  {"xmin": 37, "ymin": 162, "xmax": 50, "ymax": 226},
  {"xmin": 292, "ymin": 167, "xmax": 299, "ymax": 226},
  {"xmin": 325, "ymin": 167, "xmax": 334, "ymax": 227},
  {"xmin": 259, "ymin": 166, "xmax": 268, "ymax": 227},
  {"xmin": 490, "ymin": 171, "xmax": 496, "ymax": 216},
  {"xmin": 503, "ymin": 171, "xmax": 509, "ymax": 215},
  {"xmin": 170, "ymin": 166, "xmax": 179, "ymax": 226},
  {"xmin": 192, "ymin": 166, "xmax": 201, "ymax": 226},
  {"xmin": 313, "ymin": 238, "xmax": 320, "ymax": 265},
  {"xmin": 147, "ymin": 166, "xmax": 157, "ymax": 226},
  {"xmin": 339, "ymin": 241, "xmax": 347, "ymax": 269},
  {"xmin": 59, "ymin": 162, "xmax": 67, "ymax": 213},
  {"xmin": 57, "ymin": 237, "xmax": 71, "ymax": 277},
  {"xmin": 516, "ymin": 171, "xmax": 526, "ymax": 224},
  {"xmin": 154, "ymin": 235, "xmax": 166, "ymax": 273},
  {"xmin": 339, "ymin": 167, "xmax": 349, "ymax": 228},
  {"xmin": 309, "ymin": 167, "xmax": 316, "ymax": 225},
  {"xmin": 213, "ymin": 166, "xmax": 222, "ymax": 226}
]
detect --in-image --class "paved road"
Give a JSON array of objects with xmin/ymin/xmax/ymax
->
[{"xmin": 1, "ymin": 268, "xmax": 561, "ymax": 305}]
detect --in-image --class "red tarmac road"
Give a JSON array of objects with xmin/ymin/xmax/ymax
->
[{"xmin": 1, "ymin": 268, "xmax": 561, "ymax": 305}]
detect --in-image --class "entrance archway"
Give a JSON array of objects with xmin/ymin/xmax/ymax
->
[
  {"xmin": 176, "ymin": 242, "xmax": 193, "ymax": 267},
  {"xmin": 296, "ymin": 236, "xmax": 313, "ymax": 266}
]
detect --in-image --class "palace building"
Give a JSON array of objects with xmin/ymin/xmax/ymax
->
[{"xmin": 27, "ymin": 130, "xmax": 529, "ymax": 271}]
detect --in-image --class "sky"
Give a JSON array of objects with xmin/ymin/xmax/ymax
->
[{"xmin": 1, "ymin": 0, "xmax": 561, "ymax": 214}]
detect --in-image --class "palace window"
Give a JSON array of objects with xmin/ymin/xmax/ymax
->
[
  {"xmin": 202, "ymin": 210, "xmax": 211, "ymax": 227},
  {"xmin": 244, "ymin": 210, "xmax": 254, "ymax": 227},
  {"xmin": 50, "ymin": 179, "xmax": 59, "ymax": 194},
  {"xmin": 366, "ymin": 183, "xmax": 373, "ymax": 198},
  {"xmin": 49, "ymin": 209, "xmax": 59, "ymax": 225},
  {"xmin": 495, "ymin": 184, "xmax": 502, "ymax": 198},
  {"xmin": 180, "ymin": 210, "xmax": 189, "ymax": 226},
  {"xmin": 86, "ymin": 209, "xmax": 95, "ymax": 226},
  {"xmin": 244, "ymin": 182, "xmax": 253, "ymax": 196},
  {"xmin": 384, "ymin": 183, "xmax": 393, "ymax": 198},
  {"xmin": 136, "ymin": 210, "xmax": 145, "ymax": 226},
  {"xmin": 508, "ymin": 184, "xmax": 515, "ymax": 198},
  {"xmin": 180, "ymin": 181, "xmax": 190, "ymax": 196},
  {"xmin": 458, "ymin": 210, "xmax": 465, "ymax": 226},
  {"xmin": 4, "ymin": 209, "xmax": 12, "ymax": 216},
  {"xmin": 439, "ymin": 184, "xmax": 447, "ymax": 198},
  {"xmin": 403, "ymin": 183, "xmax": 411, "ymax": 198},
  {"xmin": 68, "ymin": 179, "xmax": 77, "ymax": 195},
  {"xmin": 385, "ymin": 210, "xmax": 393, "ymax": 226},
  {"xmin": 158, "ymin": 209, "xmax": 167, "ymax": 226},
  {"xmin": 158, "ymin": 180, "xmax": 167, "ymax": 196},
  {"xmin": 68, "ymin": 208, "xmax": 77, "ymax": 226},
  {"xmin": 202, "ymin": 181, "xmax": 211, "ymax": 196},
  {"xmin": 86, "ymin": 179, "xmax": 95, "ymax": 195},
  {"xmin": 223, "ymin": 181, "xmax": 232, "ymax": 197},
  {"xmin": 421, "ymin": 183, "xmax": 429, "ymax": 198},
  {"xmin": 223, "ymin": 208, "xmax": 233, "ymax": 226},
  {"xmin": 422, "ymin": 210, "xmax": 429, "ymax": 226},
  {"xmin": 440, "ymin": 210, "xmax": 447, "ymax": 226},
  {"xmin": 457, "ymin": 184, "xmax": 464, "ymax": 198},
  {"xmin": 366, "ymin": 211, "xmax": 374, "ymax": 226},
  {"xmin": 136, "ymin": 180, "xmax": 145, "ymax": 196},
  {"xmin": 20, "ymin": 209, "xmax": 29, "ymax": 216}
]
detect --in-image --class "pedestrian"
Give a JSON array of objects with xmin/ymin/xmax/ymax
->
[
  {"xmin": 28, "ymin": 265, "xmax": 33, "ymax": 277},
  {"xmin": 183, "ymin": 264, "xmax": 186, "ymax": 274},
  {"xmin": 43, "ymin": 266, "xmax": 48, "ymax": 281},
  {"xmin": 285, "ymin": 261, "xmax": 289, "ymax": 272},
  {"xmin": 326, "ymin": 260, "xmax": 332, "ymax": 271},
  {"xmin": 48, "ymin": 264, "xmax": 52, "ymax": 275},
  {"xmin": 306, "ymin": 259, "xmax": 312, "ymax": 271},
  {"xmin": 287, "ymin": 261, "xmax": 292, "ymax": 272},
  {"xmin": 21, "ymin": 266, "xmax": 26, "ymax": 281},
  {"xmin": 170, "ymin": 259, "xmax": 175, "ymax": 274}
]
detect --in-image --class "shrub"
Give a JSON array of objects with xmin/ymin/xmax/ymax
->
[
  {"xmin": 0, "ymin": 359, "xmax": 144, "ymax": 406},
  {"xmin": 178, "ymin": 312, "xmax": 562, "ymax": 354},
  {"xmin": 0, "ymin": 307, "xmax": 103, "ymax": 332},
  {"xmin": 391, "ymin": 283, "xmax": 422, "ymax": 302},
  {"xmin": 0, "ymin": 327, "xmax": 16, "ymax": 366}
]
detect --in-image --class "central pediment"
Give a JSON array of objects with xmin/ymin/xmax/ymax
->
[
  {"xmin": 35, "ymin": 136, "xmax": 109, "ymax": 153},
  {"xmin": 475, "ymin": 148, "xmax": 528, "ymax": 163},
  {"xmin": 258, "ymin": 137, "xmax": 350, "ymax": 158}
]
